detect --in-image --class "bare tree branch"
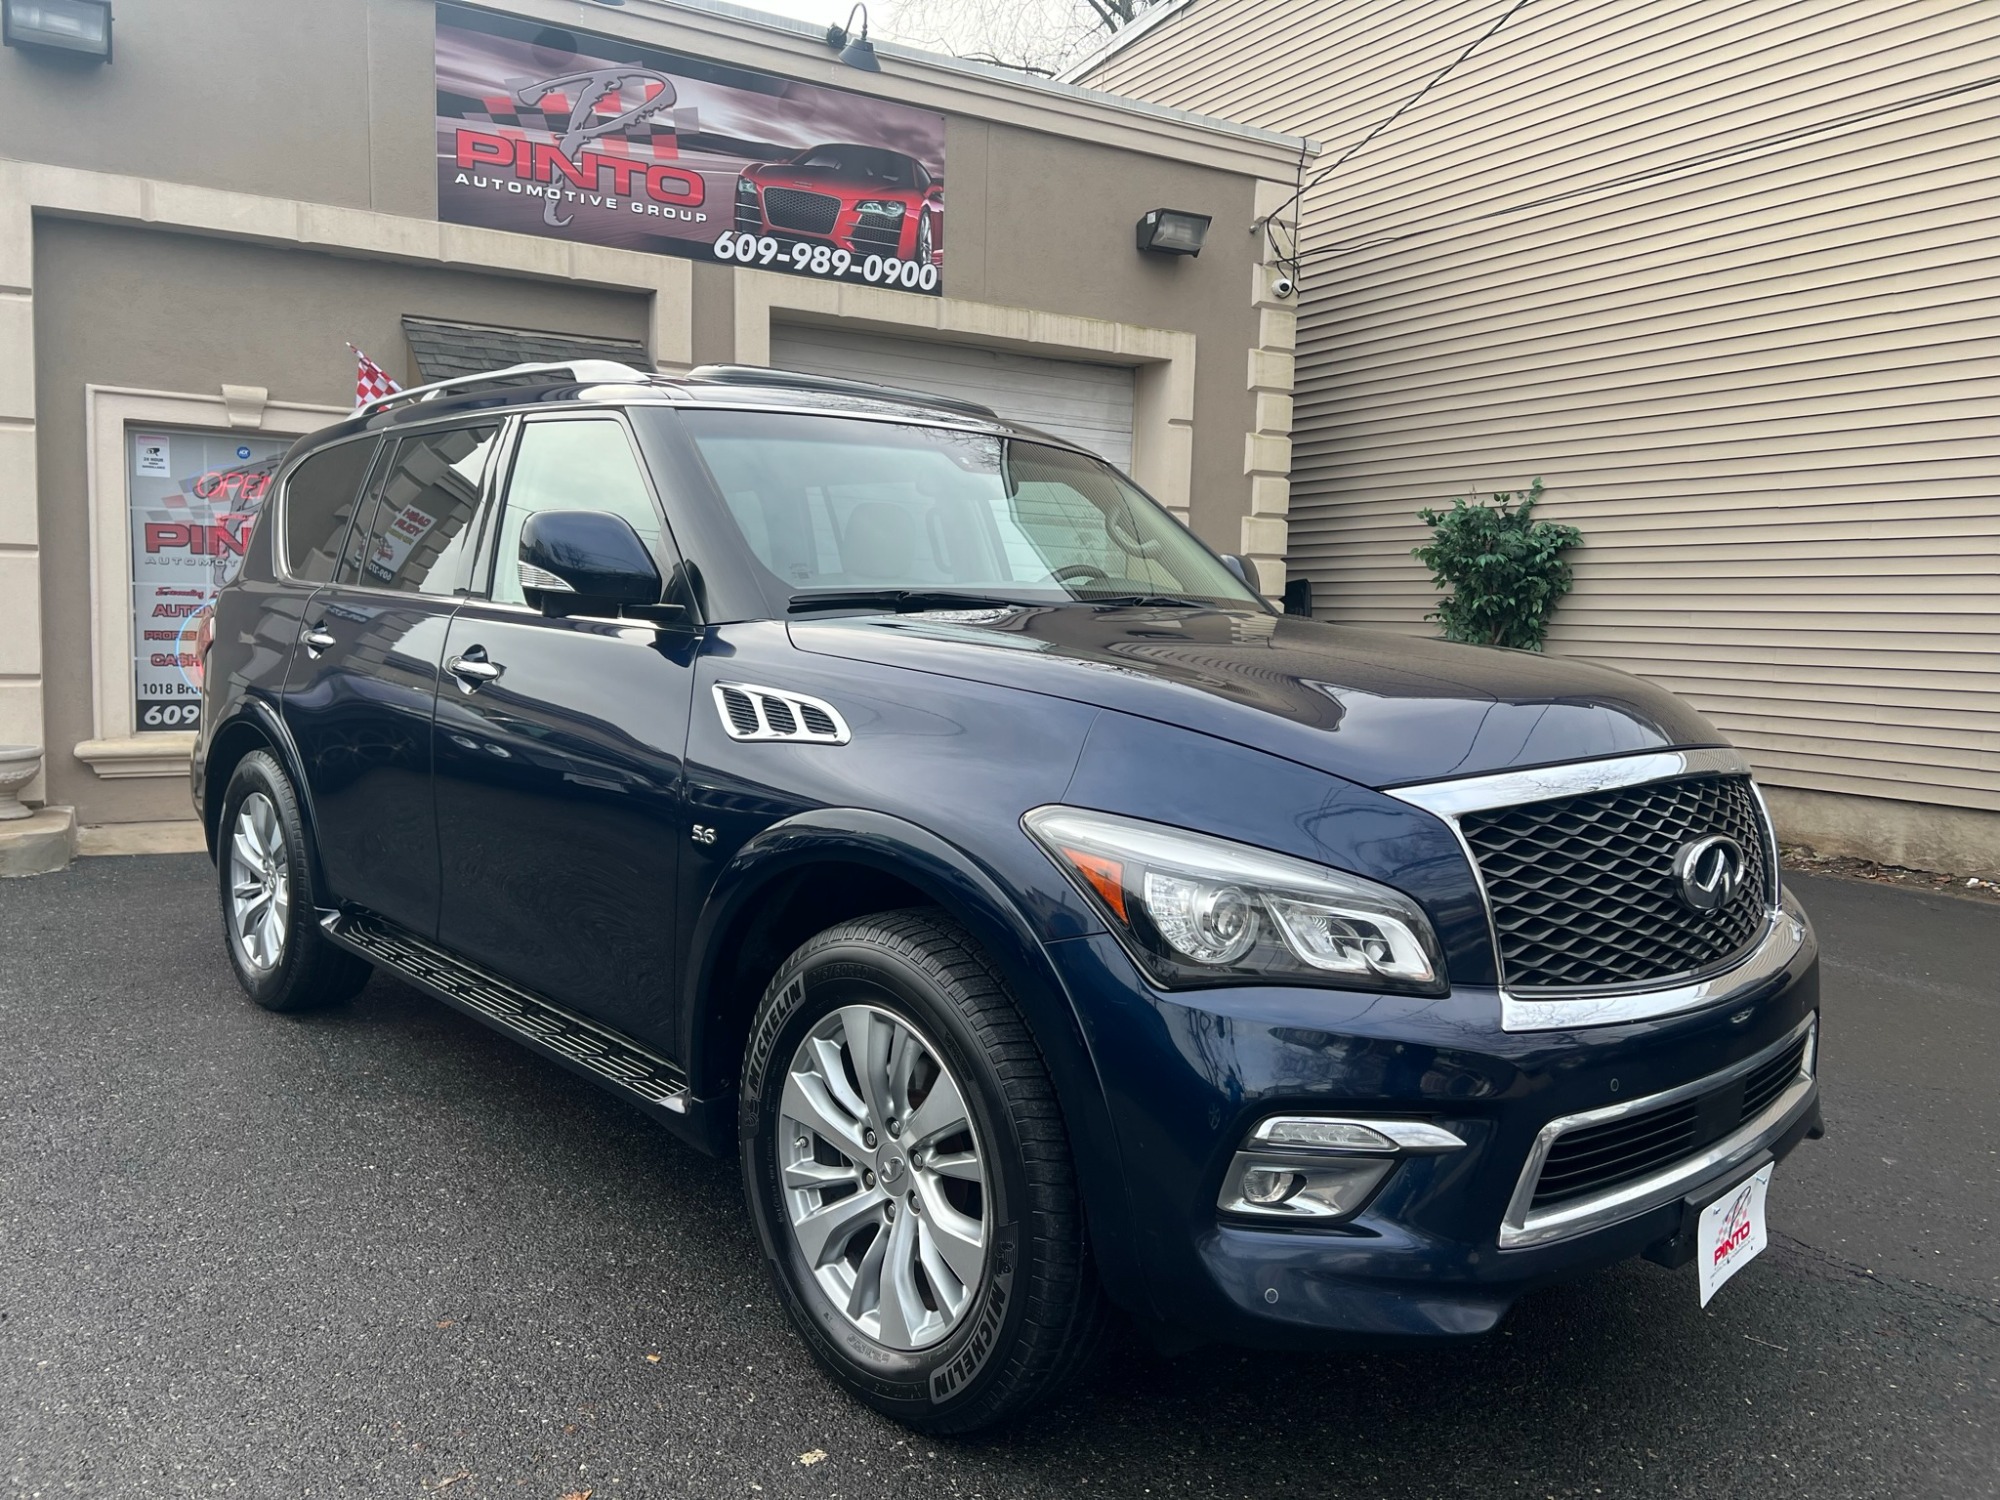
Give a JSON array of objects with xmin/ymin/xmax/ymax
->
[{"xmin": 879, "ymin": 0, "xmax": 1148, "ymax": 74}]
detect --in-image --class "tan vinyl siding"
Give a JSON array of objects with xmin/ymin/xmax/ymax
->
[{"xmin": 1081, "ymin": 0, "xmax": 2000, "ymax": 817}]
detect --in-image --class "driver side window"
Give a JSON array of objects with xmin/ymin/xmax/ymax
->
[{"xmin": 491, "ymin": 419, "xmax": 666, "ymax": 606}]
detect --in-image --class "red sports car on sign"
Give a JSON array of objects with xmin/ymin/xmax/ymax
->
[{"xmin": 736, "ymin": 143, "xmax": 943, "ymax": 264}]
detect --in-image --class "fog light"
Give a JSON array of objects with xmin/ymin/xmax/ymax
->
[
  {"xmin": 1219, "ymin": 1154, "xmax": 1393, "ymax": 1220},
  {"xmin": 1239, "ymin": 1167, "xmax": 1305, "ymax": 1206}
]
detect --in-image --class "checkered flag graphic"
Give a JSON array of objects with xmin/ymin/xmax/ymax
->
[
  {"xmin": 439, "ymin": 76, "xmax": 693, "ymax": 163},
  {"xmin": 350, "ymin": 344, "xmax": 401, "ymax": 409}
]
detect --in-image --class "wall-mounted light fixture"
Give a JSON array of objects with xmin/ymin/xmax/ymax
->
[
  {"xmin": 2, "ymin": 0, "xmax": 112, "ymax": 60},
  {"xmin": 825, "ymin": 4, "xmax": 880, "ymax": 72},
  {"xmin": 1136, "ymin": 209, "xmax": 1211, "ymax": 257}
]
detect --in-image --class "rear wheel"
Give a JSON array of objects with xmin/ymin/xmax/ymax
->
[
  {"xmin": 740, "ymin": 910, "xmax": 1105, "ymax": 1432},
  {"xmin": 217, "ymin": 750, "xmax": 371, "ymax": 1013}
]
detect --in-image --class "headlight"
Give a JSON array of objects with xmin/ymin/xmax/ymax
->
[
  {"xmin": 1023, "ymin": 806, "xmax": 1445, "ymax": 993},
  {"xmin": 855, "ymin": 199, "xmax": 906, "ymax": 217},
  {"xmin": 736, "ymin": 179, "xmax": 759, "ymax": 198}
]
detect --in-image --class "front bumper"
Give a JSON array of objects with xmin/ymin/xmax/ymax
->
[{"xmin": 1047, "ymin": 893, "xmax": 1821, "ymax": 1347}]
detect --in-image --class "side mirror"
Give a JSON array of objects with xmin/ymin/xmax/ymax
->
[
  {"xmin": 517, "ymin": 509, "xmax": 681, "ymax": 623},
  {"xmin": 1218, "ymin": 553, "xmax": 1260, "ymax": 593}
]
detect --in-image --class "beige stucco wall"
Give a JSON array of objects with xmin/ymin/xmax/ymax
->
[
  {"xmin": 0, "ymin": 1, "xmax": 1281, "ymax": 559},
  {"xmin": 31, "ymin": 219, "xmax": 653, "ymax": 824},
  {"xmin": 0, "ymin": 0, "xmax": 1305, "ymax": 832},
  {"xmin": 1080, "ymin": 0, "xmax": 2000, "ymax": 867},
  {"xmin": 0, "ymin": 0, "xmax": 441, "ymax": 219}
]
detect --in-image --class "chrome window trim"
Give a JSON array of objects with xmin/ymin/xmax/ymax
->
[
  {"xmin": 1498, "ymin": 1011, "xmax": 1817, "ymax": 1250},
  {"xmin": 1383, "ymin": 749, "xmax": 1790, "ymax": 1031}
]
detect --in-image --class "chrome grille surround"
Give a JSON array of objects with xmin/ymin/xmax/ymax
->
[
  {"xmin": 1386, "ymin": 750, "xmax": 1797, "ymax": 1031},
  {"xmin": 1498, "ymin": 1012, "xmax": 1817, "ymax": 1248}
]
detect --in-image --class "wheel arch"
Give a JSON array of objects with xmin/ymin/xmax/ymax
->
[
  {"xmin": 200, "ymin": 701, "xmax": 324, "ymax": 887},
  {"xmin": 685, "ymin": 807, "xmax": 1147, "ymax": 1308}
]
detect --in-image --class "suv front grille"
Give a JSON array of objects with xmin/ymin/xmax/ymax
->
[
  {"xmin": 1528, "ymin": 1031, "xmax": 1811, "ymax": 1210},
  {"xmin": 1460, "ymin": 774, "xmax": 1771, "ymax": 990},
  {"xmin": 762, "ymin": 188, "xmax": 840, "ymax": 236}
]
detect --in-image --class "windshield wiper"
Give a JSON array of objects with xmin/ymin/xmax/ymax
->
[
  {"xmin": 1080, "ymin": 593, "xmax": 1215, "ymax": 610},
  {"xmin": 787, "ymin": 589, "xmax": 1032, "ymax": 615}
]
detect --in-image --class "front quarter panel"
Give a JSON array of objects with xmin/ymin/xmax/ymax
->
[
  {"xmin": 679, "ymin": 621, "xmax": 1104, "ymax": 956},
  {"xmin": 677, "ymin": 622, "xmax": 1159, "ymax": 1303}
]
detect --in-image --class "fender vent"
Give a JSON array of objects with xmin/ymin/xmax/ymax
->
[{"xmin": 712, "ymin": 683, "xmax": 850, "ymax": 744}]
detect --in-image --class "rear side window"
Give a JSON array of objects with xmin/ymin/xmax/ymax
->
[
  {"xmin": 283, "ymin": 441, "xmax": 376, "ymax": 584},
  {"xmin": 489, "ymin": 419, "xmax": 665, "ymax": 606},
  {"xmin": 341, "ymin": 424, "xmax": 502, "ymax": 596}
]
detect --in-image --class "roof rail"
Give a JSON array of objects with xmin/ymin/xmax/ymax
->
[
  {"xmin": 359, "ymin": 359, "xmax": 654, "ymax": 417},
  {"xmin": 686, "ymin": 364, "xmax": 1000, "ymax": 422}
]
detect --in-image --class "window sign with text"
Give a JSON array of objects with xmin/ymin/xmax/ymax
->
[
  {"xmin": 128, "ymin": 429, "xmax": 289, "ymax": 732},
  {"xmin": 435, "ymin": 1, "xmax": 946, "ymax": 295}
]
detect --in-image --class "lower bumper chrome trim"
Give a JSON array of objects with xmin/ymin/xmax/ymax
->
[{"xmin": 1498, "ymin": 1011, "xmax": 1818, "ymax": 1250}]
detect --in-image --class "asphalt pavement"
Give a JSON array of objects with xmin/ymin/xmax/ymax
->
[{"xmin": 2, "ymin": 857, "xmax": 1994, "ymax": 1499}]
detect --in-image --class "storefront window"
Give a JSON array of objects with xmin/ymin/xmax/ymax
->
[{"xmin": 128, "ymin": 428, "xmax": 291, "ymax": 732}]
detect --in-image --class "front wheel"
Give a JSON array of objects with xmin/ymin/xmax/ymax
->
[{"xmin": 740, "ymin": 910, "xmax": 1104, "ymax": 1432}]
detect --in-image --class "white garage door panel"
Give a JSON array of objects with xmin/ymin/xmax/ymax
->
[{"xmin": 768, "ymin": 325, "xmax": 1136, "ymax": 471}]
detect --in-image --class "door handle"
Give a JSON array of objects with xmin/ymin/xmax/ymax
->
[
  {"xmin": 447, "ymin": 647, "xmax": 503, "ymax": 692},
  {"xmin": 301, "ymin": 625, "xmax": 335, "ymax": 657}
]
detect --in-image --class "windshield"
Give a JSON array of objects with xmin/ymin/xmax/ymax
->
[
  {"xmin": 676, "ymin": 410, "xmax": 1264, "ymax": 615},
  {"xmin": 792, "ymin": 146, "xmax": 924, "ymax": 188}
]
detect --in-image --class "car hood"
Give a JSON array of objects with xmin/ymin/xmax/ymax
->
[
  {"xmin": 789, "ymin": 605, "xmax": 1724, "ymax": 791},
  {"xmin": 749, "ymin": 166, "xmax": 913, "ymax": 195}
]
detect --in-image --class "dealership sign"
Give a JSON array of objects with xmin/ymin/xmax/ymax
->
[
  {"xmin": 435, "ymin": 2, "xmax": 946, "ymax": 295},
  {"xmin": 127, "ymin": 429, "xmax": 289, "ymax": 733}
]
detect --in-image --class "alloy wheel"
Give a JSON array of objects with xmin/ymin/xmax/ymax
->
[
  {"xmin": 777, "ymin": 1003, "xmax": 989, "ymax": 1351},
  {"xmin": 228, "ymin": 791, "xmax": 290, "ymax": 972}
]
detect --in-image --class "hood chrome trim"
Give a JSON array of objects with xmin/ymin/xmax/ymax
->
[{"xmin": 1383, "ymin": 748, "xmax": 1751, "ymax": 819}]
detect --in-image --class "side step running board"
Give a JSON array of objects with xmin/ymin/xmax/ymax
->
[{"xmin": 322, "ymin": 908, "xmax": 692, "ymax": 1119}]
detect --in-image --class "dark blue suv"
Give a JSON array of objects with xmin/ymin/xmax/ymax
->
[{"xmin": 193, "ymin": 361, "xmax": 1821, "ymax": 1432}]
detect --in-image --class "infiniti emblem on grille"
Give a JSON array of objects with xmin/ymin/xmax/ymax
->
[{"xmin": 1674, "ymin": 835, "xmax": 1747, "ymax": 913}]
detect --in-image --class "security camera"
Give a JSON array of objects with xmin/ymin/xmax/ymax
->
[{"xmin": 1270, "ymin": 273, "xmax": 1296, "ymax": 299}]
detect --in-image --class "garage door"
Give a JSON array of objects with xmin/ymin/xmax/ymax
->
[{"xmin": 768, "ymin": 325, "xmax": 1136, "ymax": 471}]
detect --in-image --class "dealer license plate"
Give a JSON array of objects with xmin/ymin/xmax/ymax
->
[{"xmin": 1697, "ymin": 1163, "xmax": 1773, "ymax": 1307}]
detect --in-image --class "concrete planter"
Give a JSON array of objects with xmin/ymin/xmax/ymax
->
[{"xmin": 0, "ymin": 745, "xmax": 42, "ymax": 821}]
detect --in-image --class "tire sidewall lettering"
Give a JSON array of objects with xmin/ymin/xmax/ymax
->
[{"xmin": 741, "ymin": 939, "xmax": 1029, "ymax": 1412}]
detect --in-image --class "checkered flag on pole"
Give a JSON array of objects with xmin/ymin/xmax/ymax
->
[{"xmin": 350, "ymin": 344, "xmax": 401, "ymax": 409}]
